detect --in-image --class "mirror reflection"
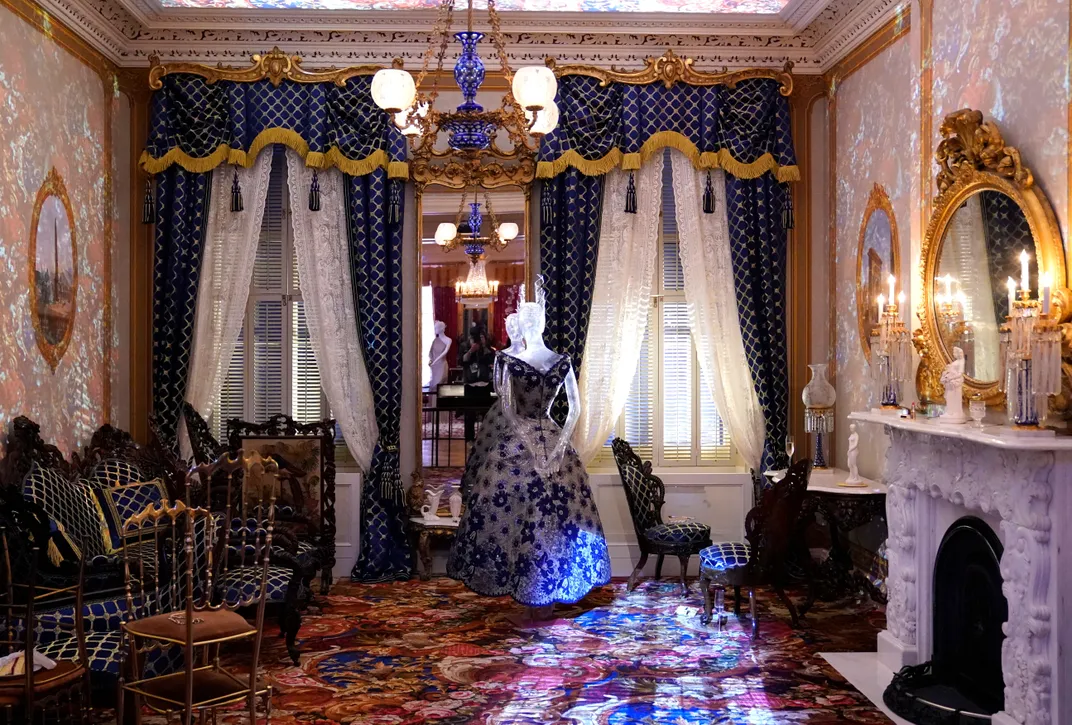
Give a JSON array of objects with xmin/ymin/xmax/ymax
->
[
  {"xmin": 860, "ymin": 208, "xmax": 893, "ymax": 357},
  {"xmin": 420, "ymin": 186, "xmax": 527, "ymax": 482},
  {"xmin": 934, "ymin": 190, "xmax": 1036, "ymax": 382}
]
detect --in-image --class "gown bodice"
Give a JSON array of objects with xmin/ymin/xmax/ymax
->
[{"xmin": 500, "ymin": 352, "xmax": 572, "ymax": 420}]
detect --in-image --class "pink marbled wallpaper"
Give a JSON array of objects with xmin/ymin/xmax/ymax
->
[
  {"xmin": 0, "ymin": 7, "xmax": 114, "ymax": 454},
  {"xmin": 833, "ymin": 32, "xmax": 917, "ymax": 477},
  {"xmin": 931, "ymin": 0, "xmax": 1069, "ymax": 238}
]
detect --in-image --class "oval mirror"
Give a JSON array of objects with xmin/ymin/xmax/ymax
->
[
  {"xmin": 933, "ymin": 190, "xmax": 1035, "ymax": 384},
  {"xmin": 30, "ymin": 168, "xmax": 77, "ymax": 371},
  {"xmin": 856, "ymin": 184, "xmax": 898, "ymax": 361}
]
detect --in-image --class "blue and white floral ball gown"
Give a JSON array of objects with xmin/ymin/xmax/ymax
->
[{"xmin": 447, "ymin": 353, "xmax": 611, "ymax": 606}]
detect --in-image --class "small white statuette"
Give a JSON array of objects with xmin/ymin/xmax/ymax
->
[
  {"xmin": 449, "ymin": 487, "xmax": 462, "ymax": 524},
  {"xmin": 939, "ymin": 347, "xmax": 967, "ymax": 424},
  {"xmin": 845, "ymin": 423, "xmax": 862, "ymax": 484},
  {"xmin": 421, "ymin": 488, "xmax": 444, "ymax": 522}
]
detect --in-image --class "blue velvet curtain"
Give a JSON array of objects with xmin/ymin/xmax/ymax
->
[
  {"xmin": 152, "ymin": 166, "xmax": 211, "ymax": 445},
  {"xmin": 348, "ymin": 169, "xmax": 412, "ymax": 582},
  {"xmin": 539, "ymin": 169, "xmax": 605, "ymax": 374},
  {"xmin": 726, "ymin": 175, "xmax": 791, "ymax": 473}
]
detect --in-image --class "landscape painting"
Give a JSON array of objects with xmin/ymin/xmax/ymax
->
[{"xmin": 30, "ymin": 169, "xmax": 77, "ymax": 370}]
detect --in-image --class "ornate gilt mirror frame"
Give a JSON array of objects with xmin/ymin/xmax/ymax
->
[
  {"xmin": 915, "ymin": 109, "xmax": 1070, "ymax": 406},
  {"xmin": 856, "ymin": 183, "xmax": 899, "ymax": 362},
  {"xmin": 29, "ymin": 168, "xmax": 78, "ymax": 372},
  {"xmin": 408, "ymin": 151, "xmax": 534, "ymax": 514}
]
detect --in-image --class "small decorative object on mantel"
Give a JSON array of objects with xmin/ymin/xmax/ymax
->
[
  {"xmin": 802, "ymin": 363, "xmax": 835, "ymax": 469},
  {"xmin": 841, "ymin": 423, "xmax": 866, "ymax": 487},
  {"xmin": 937, "ymin": 347, "xmax": 967, "ymax": 424},
  {"xmin": 871, "ymin": 275, "xmax": 912, "ymax": 414}
]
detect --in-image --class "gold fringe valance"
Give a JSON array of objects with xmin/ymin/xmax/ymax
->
[
  {"xmin": 140, "ymin": 127, "xmax": 409, "ymax": 179},
  {"xmin": 536, "ymin": 131, "xmax": 799, "ymax": 183}
]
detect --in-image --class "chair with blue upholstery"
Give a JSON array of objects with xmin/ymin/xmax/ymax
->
[
  {"xmin": 612, "ymin": 438, "xmax": 713, "ymax": 594},
  {"xmin": 699, "ymin": 458, "xmax": 812, "ymax": 637}
]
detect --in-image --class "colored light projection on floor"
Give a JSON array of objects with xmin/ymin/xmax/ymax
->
[
  {"xmin": 139, "ymin": 578, "xmax": 889, "ymax": 724},
  {"xmin": 159, "ymin": 0, "xmax": 789, "ymax": 12}
]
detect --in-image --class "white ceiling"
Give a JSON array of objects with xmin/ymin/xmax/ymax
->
[{"xmin": 42, "ymin": 0, "xmax": 905, "ymax": 72}]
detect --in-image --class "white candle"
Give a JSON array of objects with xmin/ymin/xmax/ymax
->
[
  {"xmin": 944, "ymin": 275, "xmax": 953, "ymax": 301},
  {"xmin": 897, "ymin": 291, "xmax": 905, "ymax": 307},
  {"xmin": 1007, "ymin": 277, "xmax": 1017, "ymax": 313},
  {"xmin": 1020, "ymin": 249, "xmax": 1030, "ymax": 294},
  {"xmin": 888, "ymin": 274, "xmax": 896, "ymax": 305},
  {"xmin": 1042, "ymin": 272, "xmax": 1052, "ymax": 316},
  {"xmin": 877, "ymin": 294, "xmax": 885, "ymax": 318}
]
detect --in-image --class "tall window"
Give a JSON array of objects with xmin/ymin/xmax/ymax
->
[
  {"xmin": 212, "ymin": 146, "xmax": 328, "ymax": 440},
  {"xmin": 602, "ymin": 154, "xmax": 733, "ymax": 467}
]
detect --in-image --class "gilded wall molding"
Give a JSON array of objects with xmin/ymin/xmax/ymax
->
[
  {"xmin": 148, "ymin": 47, "xmax": 396, "ymax": 89},
  {"xmin": 545, "ymin": 50, "xmax": 793, "ymax": 94}
]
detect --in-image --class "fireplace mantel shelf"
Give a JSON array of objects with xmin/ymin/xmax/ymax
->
[{"xmin": 849, "ymin": 410, "xmax": 1072, "ymax": 451}]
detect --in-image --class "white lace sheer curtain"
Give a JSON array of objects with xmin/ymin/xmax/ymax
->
[
  {"xmin": 573, "ymin": 157, "xmax": 664, "ymax": 465},
  {"xmin": 181, "ymin": 151, "xmax": 274, "ymax": 461},
  {"xmin": 285, "ymin": 149, "xmax": 379, "ymax": 472},
  {"xmin": 670, "ymin": 153, "xmax": 766, "ymax": 470}
]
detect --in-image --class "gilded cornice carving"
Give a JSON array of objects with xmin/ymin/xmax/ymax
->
[
  {"xmin": 147, "ymin": 47, "xmax": 397, "ymax": 89},
  {"xmin": 546, "ymin": 50, "xmax": 793, "ymax": 94},
  {"xmin": 935, "ymin": 108, "xmax": 1033, "ymax": 192},
  {"xmin": 32, "ymin": 0, "xmax": 899, "ymax": 74}
]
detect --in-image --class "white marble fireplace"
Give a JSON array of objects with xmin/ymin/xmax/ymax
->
[{"xmin": 851, "ymin": 411, "xmax": 1072, "ymax": 725}]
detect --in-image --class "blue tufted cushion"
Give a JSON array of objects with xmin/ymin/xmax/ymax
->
[
  {"xmin": 23, "ymin": 463, "xmax": 103, "ymax": 559},
  {"xmin": 93, "ymin": 479, "xmax": 168, "ymax": 553},
  {"xmin": 87, "ymin": 459, "xmax": 146, "ymax": 489},
  {"xmin": 217, "ymin": 565, "xmax": 294, "ymax": 605},
  {"xmin": 38, "ymin": 595, "xmax": 130, "ymax": 636},
  {"xmin": 644, "ymin": 520, "xmax": 712, "ymax": 546},
  {"xmin": 700, "ymin": 542, "xmax": 751, "ymax": 572},
  {"xmin": 39, "ymin": 631, "xmax": 181, "ymax": 679}
]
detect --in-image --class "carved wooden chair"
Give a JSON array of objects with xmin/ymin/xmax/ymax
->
[
  {"xmin": 699, "ymin": 458, "xmax": 813, "ymax": 637},
  {"xmin": 0, "ymin": 531, "xmax": 90, "ymax": 725},
  {"xmin": 612, "ymin": 438, "xmax": 713, "ymax": 594},
  {"xmin": 117, "ymin": 451, "xmax": 273, "ymax": 725}
]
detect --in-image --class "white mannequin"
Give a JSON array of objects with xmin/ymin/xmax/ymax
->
[
  {"xmin": 845, "ymin": 423, "xmax": 861, "ymax": 484},
  {"xmin": 508, "ymin": 300, "xmax": 582, "ymax": 475},
  {"xmin": 939, "ymin": 347, "xmax": 967, "ymax": 424},
  {"xmin": 428, "ymin": 320, "xmax": 451, "ymax": 391}
]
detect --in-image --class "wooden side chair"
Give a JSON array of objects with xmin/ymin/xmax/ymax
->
[
  {"xmin": 612, "ymin": 438, "xmax": 713, "ymax": 594},
  {"xmin": 699, "ymin": 458, "xmax": 813, "ymax": 637},
  {"xmin": 117, "ymin": 451, "xmax": 275, "ymax": 725},
  {"xmin": 0, "ymin": 532, "xmax": 90, "ymax": 725}
]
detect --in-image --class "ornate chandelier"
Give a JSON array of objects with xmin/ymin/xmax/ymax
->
[
  {"xmin": 370, "ymin": 0, "xmax": 559, "ymax": 157},
  {"xmin": 434, "ymin": 195, "xmax": 518, "ymax": 254},
  {"xmin": 456, "ymin": 257, "xmax": 500, "ymax": 308}
]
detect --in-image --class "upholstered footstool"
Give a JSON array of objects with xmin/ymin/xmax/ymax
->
[{"xmin": 698, "ymin": 541, "xmax": 751, "ymax": 632}]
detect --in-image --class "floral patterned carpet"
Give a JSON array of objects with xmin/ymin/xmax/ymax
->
[{"xmin": 140, "ymin": 579, "xmax": 891, "ymax": 724}]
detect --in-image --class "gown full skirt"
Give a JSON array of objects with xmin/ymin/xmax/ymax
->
[{"xmin": 447, "ymin": 354, "xmax": 611, "ymax": 606}]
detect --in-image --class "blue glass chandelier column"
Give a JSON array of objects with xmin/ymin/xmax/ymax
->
[
  {"xmin": 465, "ymin": 202, "xmax": 485, "ymax": 256},
  {"xmin": 445, "ymin": 32, "xmax": 497, "ymax": 151}
]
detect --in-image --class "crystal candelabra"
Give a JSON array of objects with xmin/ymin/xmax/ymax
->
[
  {"xmin": 804, "ymin": 407, "xmax": 834, "ymax": 468},
  {"xmin": 1000, "ymin": 286, "xmax": 1061, "ymax": 428},
  {"xmin": 874, "ymin": 294, "xmax": 911, "ymax": 410}
]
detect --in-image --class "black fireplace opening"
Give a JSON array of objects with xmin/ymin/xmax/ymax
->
[{"xmin": 884, "ymin": 516, "xmax": 1008, "ymax": 724}]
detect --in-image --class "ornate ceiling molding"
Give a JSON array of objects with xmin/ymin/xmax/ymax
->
[{"xmin": 30, "ymin": 0, "xmax": 904, "ymax": 74}]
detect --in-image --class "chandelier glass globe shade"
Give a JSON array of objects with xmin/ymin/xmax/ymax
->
[
  {"xmin": 496, "ymin": 222, "xmax": 519, "ymax": 241},
  {"xmin": 371, "ymin": 69, "xmax": 417, "ymax": 114},
  {"xmin": 435, "ymin": 223, "xmax": 458, "ymax": 246},
  {"xmin": 512, "ymin": 66, "xmax": 557, "ymax": 111}
]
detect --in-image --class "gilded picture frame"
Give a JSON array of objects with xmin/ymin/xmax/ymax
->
[
  {"xmin": 856, "ymin": 183, "xmax": 899, "ymax": 363},
  {"xmin": 29, "ymin": 168, "xmax": 78, "ymax": 372}
]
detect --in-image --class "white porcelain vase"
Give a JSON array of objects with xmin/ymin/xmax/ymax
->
[
  {"xmin": 421, "ymin": 488, "xmax": 444, "ymax": 522},
  {"xmin": 802, "ymin": 363, "xmax": 836, "ymax": 409},
  {"xmin": 449, "ymin": 488, "xmax": 462, "ymax": 523}
]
